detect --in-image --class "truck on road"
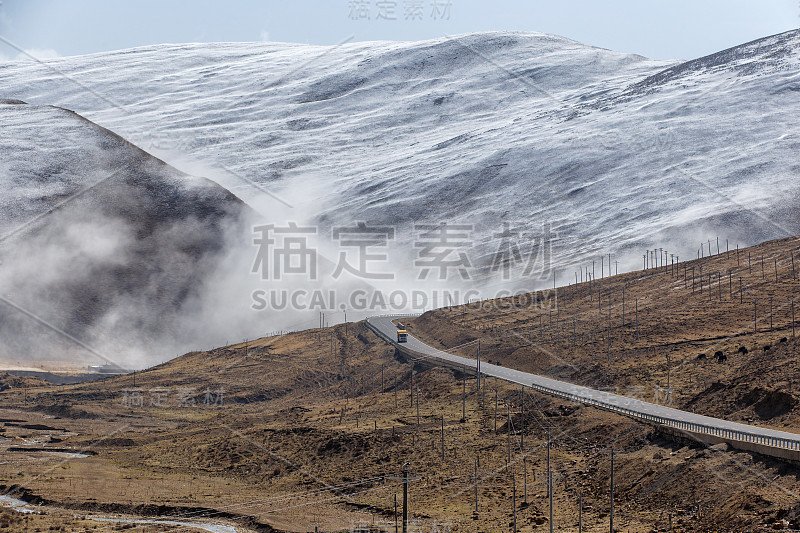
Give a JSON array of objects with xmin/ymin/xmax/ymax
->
[{"xmin": 396, "ymin": 329, "xmax": 408, "ymax": 343}]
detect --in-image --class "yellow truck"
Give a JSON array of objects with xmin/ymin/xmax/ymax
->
[{"xmin": 396, "ymin": 329, "xmax": 408, "ymax": 343}]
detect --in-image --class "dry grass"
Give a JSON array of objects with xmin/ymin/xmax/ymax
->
[
  {"xmin": 1, "ymin": 236, "xmax": 800, "ymax": 531},
  {"xmin": 410, "ymin": 235, "xmax": 800, "ymax": 429}
]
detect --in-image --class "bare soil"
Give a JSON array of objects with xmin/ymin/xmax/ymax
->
[{"xmin": 1, "ymin": 236, "xmax": 800, "ymax": 531}]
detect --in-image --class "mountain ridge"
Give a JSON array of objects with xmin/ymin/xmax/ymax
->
[
  {"xmin": 1, "ymin": 29, "xmax": 798, "ymax": 364},
  {"xmin": 0, "ymin": 101, "xmax": 256, "ymax": 366}
]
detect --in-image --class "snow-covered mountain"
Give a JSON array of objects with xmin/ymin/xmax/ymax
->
[
  {"xmin": 1, "ymin": 30, "xmax": 799, "ymax": 364},
  {"xmin": 0, "ymin": 101, "xmax": 258, "ymax": 367},
  {"xmin": 2, "ymin": 30, "xmax": 798, "ymax": 268}
]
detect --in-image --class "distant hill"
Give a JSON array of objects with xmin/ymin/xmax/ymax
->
[
  {"xmin": 0, "ymin": 102, "xmax": 253, "ymax": 367},
  {"xmin": 2, "ymin": 30, "xmax": 799, "ymax": 365},
  {"xmin": 1, "ymin": 30, "xmax": 797, "ymax": 275}
]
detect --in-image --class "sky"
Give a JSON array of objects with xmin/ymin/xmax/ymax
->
[{"xmin": 0, "ymin": 0, "xmax": 798, "ymax": 62}]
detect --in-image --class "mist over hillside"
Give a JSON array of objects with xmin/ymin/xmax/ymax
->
[
  {"xmin": 1, "ymin": 30, "xmax": 799, "ymax": 366},
  {"xmin": 0, "ymin": 102, "xmax": 262, "ymax": 368}
]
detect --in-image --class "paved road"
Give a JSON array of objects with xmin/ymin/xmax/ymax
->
[{"xmin": 366, "ymin": 315, "xmax": 800, "ymax": 456}]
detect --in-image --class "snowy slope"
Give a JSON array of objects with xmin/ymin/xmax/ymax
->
[
  {"xmin": 0, "ymin": 101, "xmax": 259, "ymax": 366},
  {"xmin": 1, "ymin": 30, "xmax": 797, "ymax": 279},
  {"xmin": 0, "ymin": 30, "xmax": 799, "ymax": 365}
]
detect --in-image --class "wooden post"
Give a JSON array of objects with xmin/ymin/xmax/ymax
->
[
  {"xmin": 410, "ymin": 368, "xmax": 414, "ymax": 407},
  {"xmin": 462, "ymin": 375, "xmax": 466, "ymax": 421},
  {"xmin": 512, "ymin": 463, "xmax": 517, "ymax": 533},
  {"xmin": 481, "ymin": 374, "xmax": 486, "ymax": 412},
  {"xmin": 507, "ymin": 405, "xmax": 512, "ymax": 465},
  {"xmin": 548, "ymin": 428, "xmax": 553, "ymax": 533},
  {"xmin": 729, "ymin": 271, "xmax": 732, "ymax": 299},
  {"xmin": 474, "ymin": 457, "xmax": 479, "ymax": 513},
  {"xmin": 416, "ymin": 384, "xmax": 420, "ymax": 425},
  {"xmin": 610, "ymin": 449, "xmax": 615, "ymax": 533},
  {"xmin": 494, "ymin": 389, "xmax": 498, "ymax": 433},
  {"xmin": 666, "ymin": 353, "xmax": 671, "ymax": 402},
  {"xmin": 608, "ymin": 290, "xmax": 612, "ymax": 346},
  {"xmin": 520, "ymin": 385, "xmax": 525, "ymax": 451},
  {"xmin": 476, "ymin": 341, "xmax": 481, "ymax": 392},
  {"xmin": 523, "ymin": 455, "xmax": 528, "ymax": 503},
  {"xmin": 441, "ymin": 415, "xmax": 445, "ymax": 460},
  {"xmin": 402, "ymin": 466, "xmax": 409, "ymax": 533}
]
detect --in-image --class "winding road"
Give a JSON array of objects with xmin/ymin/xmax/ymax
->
[{"xmin": 366, "ymin": 315, "xmax": 800, "ymax": 462}]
